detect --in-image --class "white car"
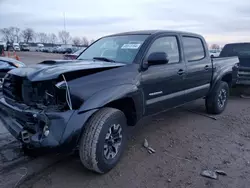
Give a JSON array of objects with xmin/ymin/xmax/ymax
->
[
  {"xmin": 209, "ymin": 49, "xmax": 221, "ymax": 58},
  {"xmin": 13, "ymin": 43, "xmax": 20, "ymax": 51},
  {"xmin": 36, "ymin": 44, "xmax": 45, "ymax": 52}
]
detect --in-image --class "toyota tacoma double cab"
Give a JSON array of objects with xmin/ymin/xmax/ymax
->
[{"xmin": 0, "ymin": 30, "xmax": 238, "ymax": 174}]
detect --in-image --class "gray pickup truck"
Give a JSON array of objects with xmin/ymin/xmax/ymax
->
[{"xmin": 0, "ymin": 30, "xmax": 238, "ymax": 174}]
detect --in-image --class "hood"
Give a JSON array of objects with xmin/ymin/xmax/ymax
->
[{"xmin": 8, "ymin": 60, "xmax": 125, "ymax": 81}]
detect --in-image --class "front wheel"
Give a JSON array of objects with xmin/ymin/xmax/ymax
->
[
  {"xmin": 205, "ymin": 81, "xmax": 229, "ymax": 114},
  {"xmin": 79, "ymin": 107, "xmax": 127, "ymax": 174}
]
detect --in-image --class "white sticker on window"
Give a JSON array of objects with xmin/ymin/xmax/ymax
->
[{"xmin": 121, "ymin": 43, "xmax": 141, "ymax": 49}]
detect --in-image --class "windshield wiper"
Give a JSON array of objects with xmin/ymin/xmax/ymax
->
[{"xmin": 93, "ymin": 57, "xmax": 116, "ymax": 62}]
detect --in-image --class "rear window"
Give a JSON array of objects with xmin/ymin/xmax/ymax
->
[
  {"xmin": 220, "ymin": 43, "xmax": 250, "ymax": 57},
  {"xmin": 183, "ymin": 37, "xmax": 205, "ymax": 61}
]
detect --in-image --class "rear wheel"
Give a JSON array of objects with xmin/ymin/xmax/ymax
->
[
  {"xmin": 79, "ymin": 107, "xmax": 127, "ymax": 174},
  {"xmin": 205, "ymin": 81, "xmax": 229, "ymax": 114}
]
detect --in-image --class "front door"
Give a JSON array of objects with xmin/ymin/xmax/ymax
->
[{"xmin": 141, "ymin": 35, "xmax": 187, "ymax": 115}]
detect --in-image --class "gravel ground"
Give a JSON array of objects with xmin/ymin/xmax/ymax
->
[
  {"xmin": 16, "ymin": 97, "xmax": 250, "ymax": 188},
  {"xmin": 1, "ymin": 52, "xmax": 250, "ymax": 188}
]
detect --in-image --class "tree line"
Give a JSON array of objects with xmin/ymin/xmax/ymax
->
[{"xmin": 0, "ymin": 27, "xmax": 95, "ymax": 46}]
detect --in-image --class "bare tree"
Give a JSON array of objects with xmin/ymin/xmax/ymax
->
[
  {"xmin": 0, "ymin": 27, "xmax": 15, "ymax": 42},
  {"xmin": 21, "ymin": 28, "xmax": 35, "ymax": 43},
  {"xmin": 72, "ymin": 37, "xmax": 81, "ymax": 46},
  {"xmin": 211, "ymin": 44, "xmax": 220, "ymax": 49},
  {"xmin": 58, "ymin": 30, "xmax": 71, "ymax": 44},
  {"xmin": 37, "ymin": 32, "xmax": 48, "ymax": 43},
  {"xmin": 90, "ymin": 39, "xmax": 95, "ymax": 44},
  {"xmin": 48, "ymin": 33, "xmax": 57, "ymax": 45},
  {"xmin": 8, "ymin": 27, "xmax": 16, "ymax": 42},
  {"xmin": 0, "ymin": 28, "xmax": 11, "ymax": 42},
  {"xmin": 81, "ymin": 37, "xmax": 89, "ymax": 46}
]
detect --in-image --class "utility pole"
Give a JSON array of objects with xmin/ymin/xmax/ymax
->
[{"xmin": 63, "ymin": 12, "xmax": 66, "ymax": 32}]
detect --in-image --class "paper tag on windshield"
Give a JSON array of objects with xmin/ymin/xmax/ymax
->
[{"xmin": 121, "ymin": 44, "xmax": 141, "ymax": 49}]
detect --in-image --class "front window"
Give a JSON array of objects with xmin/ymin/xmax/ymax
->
[{"xmin": 77, "ymin": 35, "xmax": 149, "ymax": 64}]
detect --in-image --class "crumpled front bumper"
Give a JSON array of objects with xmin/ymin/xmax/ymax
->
[{"xmin": 0, "ymin": 97, "xmax": 97, "ymax": 152}]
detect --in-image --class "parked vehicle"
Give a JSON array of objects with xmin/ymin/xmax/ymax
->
[
  {"xmin": 63, "ymin": 47, "xmax": 86, "ymax": 60},
  {"xmin": 36, "ymin": 44, "xmax": 44, "ymax": 52},
  {"xmin": 52, "ymin": 46, "xmax": 59, "ymax": 53},
  {"xmin": 48, "ymin": 47, "xmax": 54, "ymax": 53},
  {"xmin": 20, "ymin": 44, "xmax": 30, "ymax": 51},
  {"xmin": 13, "ymin": 43, "xmax": 20, "ymax": 51},
  {"xmin": 220, "ymin": 43, "xmax": 250, "ymax": 85},
  {"xmin": 209, "ymin": 49, "xmax": 221, "ymax": 58},
  {"xmin": 5, "ymin": 42, "xmax": 20, "ymax": 51},
  {"xmin": 42, "ymin": 47, "xmax": 50, "ymax": 53},
  {"xmin": 0, "ymin": 30, "xmax": 238, "ymax": 174},
  {"xmin": 59, "ymin": 47, "xmax": 73, "ymax": 54},
  {"xmin": 0, "ymin": 41, "xmax": 7, "ymax": 51},
  {"xmin": 0, "ymin": 57, "xmax": 26, "ymax": 88},
  {"xmin": 54, "ymin": 46, "xmax": 63, "ymax": 53}
]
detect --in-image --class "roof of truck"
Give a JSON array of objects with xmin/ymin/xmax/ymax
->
[{"xmin": 108, "ymin": 30, "xmax": 201, "ymax": 37}]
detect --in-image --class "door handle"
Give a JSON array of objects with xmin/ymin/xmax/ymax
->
[
  {"xmin": 177, "ymin": 69, "xmax": 185, "ymax": 75},
  {"xmin": 204, "ymin": 65, "xmax": 209, "ymax": 71}
]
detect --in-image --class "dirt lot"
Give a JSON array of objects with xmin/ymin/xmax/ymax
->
[{"xmin": 0, "ymin": 52, "xmax": 250, "ymax": 188}]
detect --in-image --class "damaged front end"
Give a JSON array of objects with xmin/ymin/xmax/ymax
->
[
  {"xmin": 3, "ymin": 73, "xmax": 82, "ymax": 111},
  {"xmin": 0, "ymin": 73, "xmax": 84, "ymax": 151}
]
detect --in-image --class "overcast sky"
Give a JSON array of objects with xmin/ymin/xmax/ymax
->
[{"xmin": 0, "ymin": 0, "xmax": 250, "ymax": 45}]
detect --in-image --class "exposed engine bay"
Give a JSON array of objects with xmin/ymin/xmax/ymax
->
[{"xmin": 2, "ymin": 73, "xmax": 82, "ymax": 112}]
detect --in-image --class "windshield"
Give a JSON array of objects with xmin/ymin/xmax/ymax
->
[
  {"xmin": 77, "ymin": 35, "xmax": 149, "ymax": 64},
  {"xmin": 220, "ymin": 43, "xmax": 250, "ymax": 57}
]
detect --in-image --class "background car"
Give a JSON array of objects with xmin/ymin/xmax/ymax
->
[
  {"xmin": 42, "ymin": 47, "xmax": 50, "ymax": 53},
  {"xmin": 209, "ymin": 49, "xmax": 221, "ymax": 58},
  {"xmin": 63, "ymin": 47, "xmax": 86, "ymax": 60},
  {"xmin": 0, "ymin": 57, "xmax": 26, "ymax": 88},
  {"xmin": 36, "ymin": 44, "xmax": 44, "ymax": 52},
  {"xmin": 20, "ymin": 43, "xmax": 30, "ymax": 51},
  {"xmin": 48, "ymin": 47, "xmax": 54, "ymax": 53},
  {"xmin": 13, "ymin": 43, "xmax": 20, "ymax": 51}
]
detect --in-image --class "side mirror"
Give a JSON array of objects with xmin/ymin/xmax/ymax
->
[{"xmin": 147, "ymin": 52, "xmax": 169, "ymax": 66}]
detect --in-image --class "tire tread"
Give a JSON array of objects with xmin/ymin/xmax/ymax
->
[{"xmin": 79, "ymin": 107, "xmax": 122, "ymax": 173}]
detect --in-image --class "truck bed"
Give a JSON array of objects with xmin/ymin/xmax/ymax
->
[{"xmin": 212, "ymin": 56, "xmax": 239, "ymax": 66}]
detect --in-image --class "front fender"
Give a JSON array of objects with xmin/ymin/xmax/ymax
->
[{"xmin": 78, "ymin": 84, "xmax": 144, "ymax": 116}]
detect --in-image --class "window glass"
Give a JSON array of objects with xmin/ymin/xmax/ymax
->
[
  {"xmin": 78, "ymin": 35, "xmax": 149, "ymax": 64},
  {"xmin": 146, "ymin": 36, "xmax": 179, "ymax": 63},
  {"xmin": 183, "ymin": 37, "xmax": 205, "ymax": 61}
]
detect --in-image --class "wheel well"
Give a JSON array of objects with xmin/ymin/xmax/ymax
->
[
  {"xmin": 105, "ymin": 98, "xmax": 137, "ymax": 126},
  {"xmin": 221, "ymin": 73, "xmax": 232, "ymax": 86}
]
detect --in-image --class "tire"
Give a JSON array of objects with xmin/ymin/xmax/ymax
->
[
  {"xmin": 205, "ymin": 81, "xmax": 229, "ymax": 114},
  {"xmin": 79, "ymin": 107, "xmax": 127, "ymax": 174}
]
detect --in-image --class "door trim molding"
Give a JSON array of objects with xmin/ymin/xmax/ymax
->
[{"xmin": 146, "ymin": 84, "xmax": 210, "ymax": 105}]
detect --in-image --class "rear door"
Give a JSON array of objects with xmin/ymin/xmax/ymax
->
[
  {"xmin": 181, "ymin": 35, "xmax": 212, "ymax": 101},
  {"xmin": 141, "ymin": 34, "xmax": 187, "ymax": 115}
]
